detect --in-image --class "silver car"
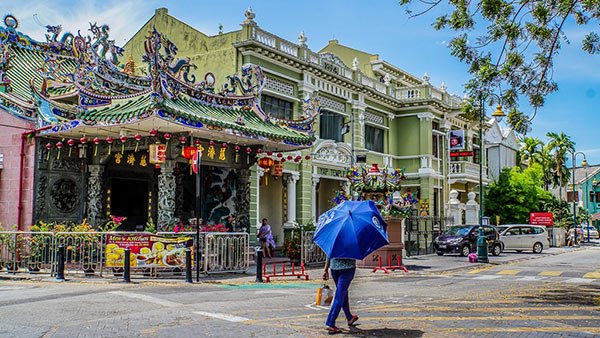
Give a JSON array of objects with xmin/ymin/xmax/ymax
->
[{"xmin": 498, "ymin": 225, "xmax": 550, "ymax": 254}]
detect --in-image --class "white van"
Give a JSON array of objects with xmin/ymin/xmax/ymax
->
[{"xmin": 497, "ymin": 225, "xmax": 550, "ymax": 254}]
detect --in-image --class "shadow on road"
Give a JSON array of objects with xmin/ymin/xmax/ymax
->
[
  {"xmin": 521, "ymin": 285, "xmax": 600, "ymax": 306},
  {"xmin": 347, "ymin": 327, "xmax": 424, "ymax": 337}
]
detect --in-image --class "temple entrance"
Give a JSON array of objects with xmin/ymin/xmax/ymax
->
[{"xmin": 111, "ymin": 178, "xmax": 149, "ymax": 230}]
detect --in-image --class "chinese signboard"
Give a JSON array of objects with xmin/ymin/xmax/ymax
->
[
  {"xmin": 449, "ymin": 130, "xmax": 465, "ymax": 151},
  {"xmin": 105, "ymin": 234, "xmax": 193, "ymax": 267},
  {"xmin": 530, "ymin": 212, "xmax": 553, "ymax": 226},
  {"xmin": 149, "ymin": 143, "xmax": 167, "ymax": 164}
]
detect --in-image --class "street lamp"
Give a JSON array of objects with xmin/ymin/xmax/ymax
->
[
  {"xmin": 477, "ymin": 96, "xmax": 505, "ymax": 263},
  {"xmin": 570, "ymin": 151, "xmax": 587, "ymax": 245}
]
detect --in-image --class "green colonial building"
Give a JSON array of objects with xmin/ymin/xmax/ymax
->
[{"xmin": 122, "ymin": 8, "xmax": 489, "ymax": 248}]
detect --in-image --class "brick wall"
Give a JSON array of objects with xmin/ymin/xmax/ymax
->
[{"xmin": 0, "ymin": 110, "xmax": 35, "ymax": 230}]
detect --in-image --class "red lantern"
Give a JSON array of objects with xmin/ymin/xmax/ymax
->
[
  {"xmin": 234, "ymin": 145, "xmax": 241, "ymax": 151},
  {"xmin": 67, "ymin": 139, "xmax": 75, "ymax": 157},
  {"xmin": 245, "ymin": 147, "xmax": 252, "ymax": 164},
  {"xmin": 287, "ymin": 155, "xmax": 293, "ymax": 160},
  {"xmin": 277, "ymin": 153, "xmax": 283, "ymax": 158},
  {"xmin": 163, "ymin": 133, "xmax": 172, "ymax": 141},
  {"xmin": 209, "ymin": 140, "xmax": 215, "ymax": 146},
  {"xmin": 178, "ymin": 136, "xmax": 187, "ymax": 144},
  {"xmin": 149, "ymin": 129, "xmax": 158, "ymax": 137},
  {"xmin": 221, "ymin": 142, "xmax": 228, "ymax": 148},
  {"xmin": 281, "ymin": 159, "xmax": 286, "ymax": 163},
  {"xmin": 55, "ymin": 141, "xmax": 64, "ymax": 160},
  {"xmin": 134, "ymin": 134, "xmax": 143, "ymax": 152},
  {"xmin": 182, "ymin": 146, "xmax": 197, "ymax": 160},
  {"xmin": 305, "ymin": 155, "xmax": 311, "ymax": 160},
  {"xmin": 267, "ymin": 151, "xmax": 273, "ymax": 156},
  {"xmin": 120, "ymin": 136, "xmax": 128, "ymax": 154},
  {"xmin": 257, "ymin": 148, "xmax": 263, "ymax": 154},
  {"xmin": 92, "ymin": 137, "xmax": 101, "ymax": 156},
  {"xmin": 106, "ymin": 137, "xmax": 114, "ymax": 154},
  {"xmin": 194, "ymin": 139, "xmax": 202, "ymax": 145},
  {"xmin": 258, "ymin": 157, "xmax": 275, "ymax": 186},
  {"xmin": 79, "ymin": 137, "xmax": 88, "ymax": 144},
  {"xmin": 45, "ymin": 142, "xmax": 53, "ymax": 160},
  {"xmin": 245, "ymin": 147, "xmax": 252, "ymax": 154},
  {"xmin": 234, "ymin": 145, "xmax": 241, "ymax": 163}
]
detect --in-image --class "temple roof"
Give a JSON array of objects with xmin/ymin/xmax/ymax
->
[{"xmin": 0, "ymin": 15, "xmax": 316, "ymax": 151}]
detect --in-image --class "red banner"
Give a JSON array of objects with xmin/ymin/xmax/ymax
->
[
  {"xmin": 450, "ymin": 151, "xmax": 474, "ymax": 157},
  {"xmin": 105, "ymin": 234, "xmax": 192, "ymax": 267},
  {"xmin": 530, "ymin": 212, "xmax": 553, "ymax": 226}
]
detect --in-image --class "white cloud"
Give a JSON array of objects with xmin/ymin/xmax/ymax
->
[{"xmin": 4, "ymin": 0, "xmax": 157, "ymax": 45}]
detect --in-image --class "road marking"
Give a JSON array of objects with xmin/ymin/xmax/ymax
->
[
  {"xmin": 109, "ymin": 291, "xmax": 181, "ymax": 307},
  {"xmin": 538, "ymin": 270, "xmax": 562, "ymax": 277},
  {"xmin": 564, "ymin": 278, "xmax": 594, "ymax": 284},
  {"xmin": 439, "ymin": 327, "xmax": 600, "ymax": 334},
  {"xmin": 304, "ymin": 303, "xmax": 329, "ymax": 311},
  {"xmin": 583, "ymin": 271, "xmax": 600, "ymax": 279},
  {"xmin": 194, "ymin": 311, "xmax": 250, "ymax": 322},
  {"xmin": 467, "ymin": 266, "xmax": 494, "ymax": 274},
  {"xmin": 496, "ymin": 269, "xmax": 521, "ymax": 275},
  {"xmin": 0, "ymin": 286, "xmax": 26, "ymax": 290},
  {"xmin": 517, "ymin": 276, "xmax": 545, "ymax": 282},
  {"xmin": 473, "ymin": 275, "xmax": 503, "ymax": 280}
]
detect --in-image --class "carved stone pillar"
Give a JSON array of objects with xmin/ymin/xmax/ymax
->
[
  {"xmin": 235, "ymin": 169, "xmax": 251, "ymax": 231},
  {"xmin": 311, "ymin": 176, "xmax": 320, "ymax": 218},
  {"xmin": 284, "ymin": 172, "xmax": 300, "ymax": 228},
  {"xmin": 87, "ymin": 165, "xmax": 104, "ymax": 228},
  {"xmin": 157, "ymin": 160, "xmax": 177, "ymax": 230}
]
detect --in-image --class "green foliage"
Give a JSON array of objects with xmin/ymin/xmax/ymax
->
[
  {"xmin": 485, "ymin": 164, "xmax": 556, "ymax": 224},
  {"xmin": 399, "ymin": 0, "xmax": 600, "ymax": 134}
]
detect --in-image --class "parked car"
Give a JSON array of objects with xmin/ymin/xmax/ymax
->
[
  {"xmin": 498, "ymin": 224, "xmax": 550, "ymax": 254},
  {"xmin": 434, "ymin": 225, "xmax": 502, "ymax": 257},
  {"xmin": 581, "ymin": 226, "xmax": 599, "ymax": 239}
]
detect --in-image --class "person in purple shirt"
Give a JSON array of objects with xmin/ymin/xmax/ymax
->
[{"xmin": 258, "ymin": 218, "xmax": 276, "ymax": 258}]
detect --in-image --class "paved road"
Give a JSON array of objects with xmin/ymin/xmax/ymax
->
[{"xmin": 1, "ymin": 247, "xmax": 599, "ymax": 337}]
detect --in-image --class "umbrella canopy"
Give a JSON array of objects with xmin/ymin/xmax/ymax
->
[{"xmin": 313, "ymin": 200, "xmax": 389, "ymax": 260}]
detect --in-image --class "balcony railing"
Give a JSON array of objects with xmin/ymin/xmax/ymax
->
[{"xmin": 449, "ymin": 161, "xmax": 488, "ymax": 182}]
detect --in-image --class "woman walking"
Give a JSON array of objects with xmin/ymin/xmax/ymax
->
[{"xmin": 322, "ymin": 257, "xmax": 359, "ymax": 334}]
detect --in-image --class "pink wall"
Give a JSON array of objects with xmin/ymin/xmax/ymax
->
[{"xmin": 0, "ymin": 110, "xmax": 36, "ymax": 230}]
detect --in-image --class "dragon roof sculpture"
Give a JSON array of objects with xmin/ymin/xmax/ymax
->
[{"xmin": 0, "ymin": 15, "xmax": 317, "ymax": 151}]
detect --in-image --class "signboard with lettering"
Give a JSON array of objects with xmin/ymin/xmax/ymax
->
[
  {"xmin": 105, "ymin": 234, "xmax": 192, "ymax": 267},
  {"xmin": 530, "ymin": 212, "xmax": 553, "ymax": 226},
  {"xmin": 149, "ymin": 144, "xmax": 167, "ymax": 164},
  {"xmin": 450, "ymin": 151, "xmax": 474, "ymax": 157},
  {"xmin": 272, "ymin": 161, "xmax": 283, "ymax": 176}
]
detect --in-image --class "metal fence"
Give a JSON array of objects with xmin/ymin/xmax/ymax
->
[
  {"xmin": 300, "ymin": 230, "xmax": 326, "ymax": 266},
  {"xmin": 0, "ymin": 231, "xmax": 249, "ymax": 278},
  {"xmin": 404, "ymin": 216, "xmax": 454, "ymax": 256}
]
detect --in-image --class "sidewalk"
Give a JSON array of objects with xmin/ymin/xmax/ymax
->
[{"xmin": 0, "ymin": 245, "xmax": 591, "ymax": 285}]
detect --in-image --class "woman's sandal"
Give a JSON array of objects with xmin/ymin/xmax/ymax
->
[
  {"xmin": 327, "ymin": 326, "xmax": 342, "ymax": 335},
  {"xmin": 348, "ymin": 315, "xmax": 359, "ymax": 326}
]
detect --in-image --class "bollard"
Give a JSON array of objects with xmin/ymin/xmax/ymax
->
[
  {"xmin": 255, "ymin": 248, "xmax": 263, "ymax": 283},
  {"xmin": 185, "ymin": 248, "xmax": 193, "ymax": 283},
  {"xmin": 123, "ymin": 248, "xmax": 131, "ymax": 283},
  {"xmin": 476, "ymin": 227, "xmax": 489, "ymax": 263},
  {"xmin": 56, "ymin": 244, "xmax": 65, "ymax": 281}
]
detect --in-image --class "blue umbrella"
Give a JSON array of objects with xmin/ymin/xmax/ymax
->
[{"xmin": 313, "ymin": 200, "xmax": 389, "ymax": 260}]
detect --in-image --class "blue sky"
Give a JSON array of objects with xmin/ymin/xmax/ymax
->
[{"xmin": 6, "ymin": 0, "xmax": 600, "ymax": 165}]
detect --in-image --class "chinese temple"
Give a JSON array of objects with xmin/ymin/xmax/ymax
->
[{"xmin": 0, "ymin": 15, "xmax": 316, "ymax": 231}]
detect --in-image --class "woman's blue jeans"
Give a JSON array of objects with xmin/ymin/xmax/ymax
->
[{"xmin": 326, "ymin": 267, "xmax": 355, "ymax": 327}]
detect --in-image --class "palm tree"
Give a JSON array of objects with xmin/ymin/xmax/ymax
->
[
  {"xmin": 519, "ymin": 137, "xmax": 543, "ymax": 166},
  {"xmin": 538, "ymin": 146, "xmax": 554, "ymax": 190},
  {"xmin": 546, "ymin": 132, "xmax": 575, "ymax": 200}
]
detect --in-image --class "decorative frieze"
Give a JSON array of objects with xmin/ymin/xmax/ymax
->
[
  {"xmin": 320, "ymin": 96, "xmax": 346, "ymax": 113},
  {"xmin": 87, "ymin": 165, "xmax": 104, "ymax": 227},
  {"xmin": 264, "ymin": 76, "xmax": 294, "ymax": 96},
  {"xmin": 364, "ymin": 111, "xmax": 384, "ymax": 125},
  {"xmin": 157, "ymin": 160, "xmax": 176, "ymax": 230}
]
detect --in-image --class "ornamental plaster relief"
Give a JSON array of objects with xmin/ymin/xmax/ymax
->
[{"xmin": 312, "ymin": 140, "xmax": 351, "ymax": 167}]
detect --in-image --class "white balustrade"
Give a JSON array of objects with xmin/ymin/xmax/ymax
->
[{"xmin": 279, "ymin": 41, "xmax": 298, "ymax": 57}]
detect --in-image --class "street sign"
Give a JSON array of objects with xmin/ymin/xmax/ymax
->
[
  {"xmin": 450, "ymin": 151, "xmax": 474, "ymax": 157},
  {"xmin": 530, "ymin": 212, "xmax": 553, "ymax": 226}
]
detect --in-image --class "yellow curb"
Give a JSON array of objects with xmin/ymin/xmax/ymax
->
[
  {"xmin": 583, "ymin": 271, "xmax": 600, "ymax": 279},
  {"xmin": 538, "ymin": 270, "xmax": 562, "ymax": 277},
  {"xmin": 496, "ymin": 269, "xmax": 521, "ymax": 275}
]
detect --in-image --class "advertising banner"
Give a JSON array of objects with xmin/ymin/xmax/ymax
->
[
  {"xmin": 449, "ymin": 130, "xmax": 465, "ymax": 150},
  {"xmin": 530, "ymin": 212, "xmax": 554, "ymax": 226},
  {"xmin": 105, "ymin": 234, "xmax": 193, "ymax": 267}
]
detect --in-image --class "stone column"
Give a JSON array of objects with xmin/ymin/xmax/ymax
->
[
  {"xmin": 465, "ymin": 192, "xmax": 480, "ymax": 224},
  {"xmin": 311, "ymin": 176, "xmax": 320, "ymax": 218},
  {"xmin": 446, "ymin": 189, "xmax": 464, "ymax": 225},
  {"xmin": 157, "ymin": 160, "xmax": 176, "ymax": 230},
  {"xmin": 87, "ymin": 165, "xmax": 104, "ymax": 228},
  {"xmin": 284, "ymin": 172, "xmax": 300, "ymax": 228},
  {"xmin": 235, "ymin": 169, "xmax": 251, "ymax": 232}
]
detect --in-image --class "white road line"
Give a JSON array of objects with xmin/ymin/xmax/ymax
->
[
  {"xmin": 109, "ymin": 291, "xmax": 182, "ymax": 307},
  {"xmin": 304, "ymin": 303, "xmax": 330, "ymax": 311},
  {"xmin": 0, "ymin": 286, "xmax": 26, "ymax": 290},
  {"xmin": 473, "ymin": 275, "xmax": 503, "ymax": 280},
  {"xmin": 564, "ymin": 278, "xmax": 594, "ymax": 284},
  {"xmin": 194, "ymin": 311, "xmax": 250, "ymax": 322}
]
